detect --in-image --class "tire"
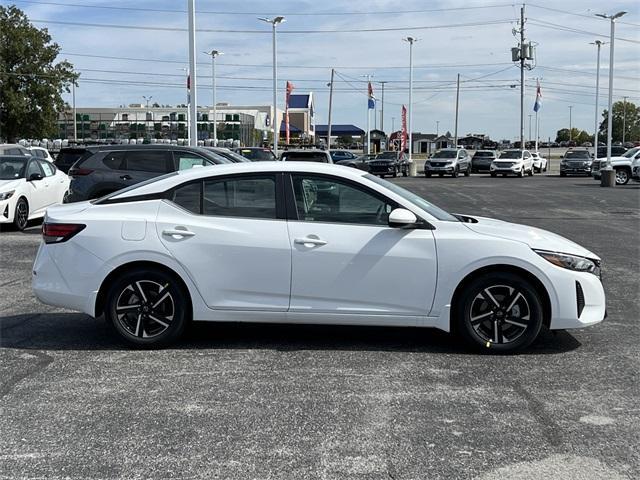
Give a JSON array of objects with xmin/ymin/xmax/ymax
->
[
  {"xmin": 13, "ymin": 197, "xmax": 29, "ymax": 231},
  {"xmin": 452, "ymin": 166, "xmax": 459, "ymax": 178},
  {"xmin": 615, "ymin": 168, "xmax": 630, "ymax": 185},
  {"xmin": 392, "ymin": 169, "xmax": 397, "ymax": 178},
  {"xmin": 560, "ymin": 172, "xmax": 567, "ymax": 177},
  {"xmin": 105, "ymin": 268, "xmax": 189, "ymax": 348},
  {"xmin": 517, "ymin": 168, "xmax": 524, "ymax": 178},
  {"xmin": 490, "ymin": 173, "xmax": 497, "ymax": 177},
  {"xmin": 402, "ymin": 167, "xmax": 408, "ymax": 177},
  {"xmin": 380, "ymin": 174, "xmax": 385, "ymax": 179},
  {"xmin": 464, "ymin": 164, "xmax": 471, "ymax": 177},
  {"xmin": 425, "ymin": 172, "xmax": 432, "ymax": 178},
  {"xmin": 528, "ymin": 167, "xmax": 534, "ymax": 176},
  {"xmin": 454, "ymin": 272, "xmax": 544, "ymax": 353},
  {"xmin": 438, "ymin": 173, "xmax": 444, "ymax": 177}
]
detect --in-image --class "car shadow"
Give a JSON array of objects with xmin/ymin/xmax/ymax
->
[{"xmin": 0, "ymin": 312, "xmax": 582, "ymax": 355}]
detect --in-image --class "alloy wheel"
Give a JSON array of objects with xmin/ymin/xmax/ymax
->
[
  {"xmin": 469, "ymin": 284, "xmax": 531, "ymax": 345},
  {"xmin": 115, "ymin": 280, "xmax": 175, "ymax": 338},
  {"xmin": 615, "ymin": 169, "xmax": 629, "ymax": 185},
  {"xmin": 15, "ymin": 200, "xmax": 28, "ymax": 230}
]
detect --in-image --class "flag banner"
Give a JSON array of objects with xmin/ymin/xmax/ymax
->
[
  {"xmin": 186, "ymin": 73, "xmax": 191, "ymax": 105},
  {"xmin": 368, "ymin": 98, "xmax": 375, "ymax": 110},
  {"xmin": 533, "ymin": 80, "xmax": 542, "ymax": 112},
  {"xmin": 285, "ymin": 81, "xmax": 295, "ymax": 145},
  {"xmin": 368, "ymin": 81, "xmax": 375, "ymax": 109},
  {"xmin": 401, "ymin": 105, "xmax": 407, "ymax": 152}
]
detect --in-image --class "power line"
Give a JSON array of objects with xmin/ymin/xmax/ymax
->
[
  {"xmin": 32, "ymin": 18, "xmax": 514, "ymax": 34},
  {"xmin": 14, "ymin": 0, "xmax": 515, "ymax": 16},
  {"xmin": 528, "ymin": 18, "xmax": 640, "ymax": 44},
  {"xmin": 528, "ymin": 4, "xmax": 640, "ymax": 28}
]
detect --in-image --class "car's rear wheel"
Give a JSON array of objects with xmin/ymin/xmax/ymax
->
[
  {"xmin": 425, "ymin": 172, "xmax": 432, "ymax": 178},
  {"xmin": 106, "ymin": 269, "xmax": 188, "ymax": 347},
  {"xmin": 455, "ymin": 272, "xmax": 544, "ymax": 353},
  {"xmin": 528, "ymin": 166, "xmax": 534, "ymax": 176},
  {"xmin": 615, "ymin": 168, "xmax": 630, "ymax": 185},
  {"xmin": 13, "ymin": 198, "xmax": 29, "ymax": 231},
  {"xmin": 560, "ymin": 172, "xmax": 567, "ymax": 177},
  {"xmin": 490, "ymin": 172, "xmax": 497, "ymax": 177},
  {"xmin": 452, "ymin": 166, "xmax": 459, "ymax": 178},
  {"xmin": 464, "ymin": 164, "xmax": 471, "ymax": 177}
]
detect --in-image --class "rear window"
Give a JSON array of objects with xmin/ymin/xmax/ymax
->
[
  {"xmin": 281, "ymin": 151, "xmax": 329, "ymax": 162},
  {"xmin": 57, "ymin": 149, "xmax": 88, "ymax": 166},
  {"xmin": 239, "ymin": 149, "xmax": 275, "ymax": 161},
  {"xmin": 473, "ymin": 151, "xmax": 495, "ymax": 158}
]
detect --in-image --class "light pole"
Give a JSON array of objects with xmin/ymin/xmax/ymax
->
[
  {"xmin": 568, "ymin": 106, "xmax": 573, "ymax": 142},
  {"xmin": 436, "ymin": 120, "xmax": 439, "ymax": 137},
  {"xmin": 596, "ymin": 10, "xmax": 627, "ymax": 186},
  {"xmin": 142, "ymin": 96, "xmax": 152, "ymax": 141},
  {"xmin": 72, "ymin": 80, "xmax": 77, "ymax": 143},
  {"xmin": 591, "ymin": 40, "xmax": 604, "ymax": 158},
  {"xmin": 258, "ymin": 16, "xmax": 285, "ymax": 157},
  {"xmin": 187, "ymin": 0, "xmax": 197, "ymax": 147},
  {"xmin": 622, "ymin": 96, "xmax": 628, "ymax": 144},
  {"xmin": 403, "ymin": 36, "xmax": 418, "ymax": 175},
  {"xmin": 204, "ymin": 49, "xmax": 223, "ymax": 145},
  {"xmin": 528, "ymin": 114, "xmax": 533, "ymax": 146},
  {"xmin": 143, "ymin": 95, "xmax": 152, "ymax": 109}
]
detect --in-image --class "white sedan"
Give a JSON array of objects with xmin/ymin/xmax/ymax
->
[
  {"xmin": 32, "ymin": 162, "xmax": 605, "ymax": 353},
  {"xmin": 0, "ymin": 155, "xmax": 70, "ymax": 230}
]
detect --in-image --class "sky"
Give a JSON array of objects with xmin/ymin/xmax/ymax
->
[{"xmin": 5, "ymin": 0, "xmax": 640, "ymax": 141}]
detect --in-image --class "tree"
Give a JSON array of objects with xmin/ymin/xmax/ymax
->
[
  {"xmin": 599, "ymin": 100, "xmax": 640, "ymax": 143},
  {"xmin": 0, "ymin": 6, "xmax": 77, "ymax": 141},
  {"xmin": 555, "ymin": 128, "xmax": 582, "ymax": 143}
]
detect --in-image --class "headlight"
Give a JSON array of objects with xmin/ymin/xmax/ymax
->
[
  {"xmin": 534, "ymin": 249, "xmax": 601, "ymax": 276},
  {"xmin": 0, "ymin": 190, "xmax": 15, "ymax": 201}
]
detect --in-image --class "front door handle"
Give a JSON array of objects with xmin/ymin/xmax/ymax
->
[
  {"xmin": 120, "ymin": 174, "xmax": 132, "ymax": 180},
  {"xmin": 162, "ymin": 228, "xmax": 196, "ymax": 239},
  {"xmin": 294, "ymin": 236, "xmax": 327, "ymax": 246}
]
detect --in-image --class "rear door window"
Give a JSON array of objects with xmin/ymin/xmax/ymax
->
[
  {"xmin": 102, "ymin": 151, "xmax": 126, "ymax": 170},
  {"xmin": 203, "ymin": 175, "xmax": 277, "ymax": 219},
  {"xmin": 174, "ymin": 152, "xmax": 208, "ymax": 171},
  {"xmin": 125, "ymin": 150, "xmax": 172, "ymax": 173}
]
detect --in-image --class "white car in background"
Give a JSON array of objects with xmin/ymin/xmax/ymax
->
[
  {"xmin": 32, "ymin": 162, "xmax": 605, "ymax": 353},
  {"xmin": 29, "ymin": 146, "xmax": 55, "ymax": 162},
  {"xmin": 491, "ymin": 150, "xmax": 534, "ymax": 177},
  {"xmin": 0, "ymin": 155, "xmax": 70, "ymax": 230},
  {"xmin": 531, "ymin": 152, "xmax": 548, "ymax": 173}
]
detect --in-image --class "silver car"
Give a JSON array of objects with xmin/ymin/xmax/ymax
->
[{"xmin": 424, "ymin": 148, "xmax": 472, "ymax": 178}]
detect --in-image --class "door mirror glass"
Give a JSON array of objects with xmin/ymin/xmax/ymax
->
[{"xmin": 388, "ymin": 208, "xmax": 417, "ymax": 228}]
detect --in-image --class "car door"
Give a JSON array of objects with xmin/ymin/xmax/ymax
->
[
  {"xmin": 286, "ymin": 173, "xmax": 437, "ymax": 317},
  {"xmin": 123, "ymin": 150, "xmax": 173, "ymax": 185},
  {"xmin": 24, "ymin": 159, "xmax": 49, "ymax": 214},
  {"xmin": 156, "ymin": 173, "xmax": 291, "ymax": 311},
  {"xmin": 39, "ymin": 160, "xmax": 68, "ymax": 204}
]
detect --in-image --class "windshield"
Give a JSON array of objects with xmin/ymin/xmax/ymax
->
[
  {"xmin": 365, "ymin": 174, "xmax": 458, "ymax": 222},
  {"xmin": 281, "ymin": 152, "xmax": 329, "ymax": 162},
  {"xmin": 432, "ymin": 150, "xmax": 457, "ymax": 159},
  {"xmin": 238, "ymin": 148, "xmax": 275, "ymax": 161},
  {"xmin": 0, "ymin": 158, "xmax": 26, "ymax": 179},
  {"xmin": 623, "ymin": 147, "xmax": 639, "ymax": 158},
  {"xmin": 564, "ymin": 151, "xmax": 590, "ymax": 159},
  {"xmin": 498, "ymin": 151, "xmax": 522, "ymax": 159},
  {"xmin": 473, "ymin": 151, "xmax": 494, "ymax": 158}
]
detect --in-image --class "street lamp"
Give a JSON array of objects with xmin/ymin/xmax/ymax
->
[
  {"xmin": 595, "ymin": 10, "xmax": 626, "ymax": 186},
  {"xmin": 204, "ymin": 50, "xmax": 223, "ymax": 145},
  {"xmin": 568, "ymin": 106, "xmax": 573, "ymax": 142},
  {"xmin": 436, "ymin": 120, "xmax": 439, "ymax": 137},
  {"xmin": 142, "ymin": 96, "xmax": 152, "ymax": 141},
  {"xmin": 258, "ymin": 16, "xmax": 285, "ymax": 157},
  {"xmin": 590, "ymin": 40, "xmax": 605, "ymax": 158},
  {"xmin": 403, "ymin": 36, "xmax": 418, "ymax": 176}
]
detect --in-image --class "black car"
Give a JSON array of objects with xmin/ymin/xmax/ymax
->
[
  {"xmin": 471, "ymin": 150, "xmax": 498, "ymax": 173},
  {"xmin": 368, "ymin": 151, "xmax": 409, "ymax": 178},
  {"xmin": 560, "ymin": 150, "xmax": 593, "ymax": 177},
  {"xmin": 335, "ymin": 154, "xmax": 374, "ymax": 171},
  {"xmin": 234, "ymin": 147, "xmax": 276, "ymax": 161},
  {"xmin": 329, "ymin": 150, "xmax": 357, "ymax": 162},
  {"xmin": 65, "ymin": 145, "xmax": 229, "ymax": 202},
  {"xmin": 54, "ymin": 147, "xmax": 89, "ymax": 174},
  {"xmin": 596, "ymin": 146, "xmax": 627, "ymax": 158}
]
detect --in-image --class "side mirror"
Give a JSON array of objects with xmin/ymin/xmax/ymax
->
[
  {"xmin": 29, "ymin": 173, "xmax": 43, "ymax": 181},
  {"xmin": 388, "ymin": 208, "xmax": 417, "ymax": 228}
]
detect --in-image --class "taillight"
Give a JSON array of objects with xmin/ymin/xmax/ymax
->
[
  {"xmin": 42, "ymin": 222, "xmax": 86, "ymax": 244},
  {"xmin": 68, "ymin": 168, "xmax": 94, "ymax": 176}
]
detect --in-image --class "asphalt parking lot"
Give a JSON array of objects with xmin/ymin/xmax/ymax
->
[{"xmin": 1, "ymin": 173, "xmax": 639, "ymax": 480}]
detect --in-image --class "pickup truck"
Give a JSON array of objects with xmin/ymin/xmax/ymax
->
[{"xmin": 591, "ymin": 147, "xmax": 640, "ymax": 185}]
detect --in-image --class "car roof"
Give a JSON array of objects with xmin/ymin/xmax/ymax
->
[
  {"xmin": 282, "ymin": 149, "xmax": 328, "ymax": 153},
  {"xmin": 111, "ymin": 161, "xmax": 367, "ymax": 199},
  {"xmin": 0, "ymin": 154, "xmax": 30, "ymax": 160}
]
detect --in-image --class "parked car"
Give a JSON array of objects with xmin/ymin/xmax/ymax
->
[
  {"xmin": 54, "ymin": 147, "xmax": 89, "ymax": 174},
  {"xmin": 29, "ymin": 146, "xmax": 55, "ymax": 162},
  {"xmin": 591, "ymin": 147, "xmax": 640, "ymax": 185},
  {"xmin": 369, "ymin": 151, "xmax": 409, "ymax": 178},
  {"xmin": 424, "ymin": 148, "xmax": 472, "ymax": 177},
  {"xmin": 560, "ymin": 150, "xmax": 593, "ymax": 177},
  {"xmin": 329, "ymin": 150, "xmax": 357, "ymax": 162},
  {"xmin": 234, "ymin": 147, "xmax": 276, "ymax": 161},
  {"xmin": 490, "ymin": 150, "xmax": 534, "ymax": 177},
  {"xmin": 0, "ymin": 144, "xmax": 31, "ymax": 156},
  {"xmin": 203, "ymin": 147, "xmax": 250, "ymax": 163},
  {"xmin": 280, "ymin": 149, "xmax": 332, "ymax": 163},
  {"xmin": 0, "ymin": 155, "xmax": 70, "ymax": 230},
  {"xmin": 631, "ymin": 156, "xmax": 640, "ymax": 183},
  {"xmin": 471, "ymin": 150, "xmax": 498, "ymax": 173},
  {"xmin": 65, "ymin": 145, "xmax": 229, "ymax": 202},
  {"xmin": 530, "ymin": 152, "xmax": 548, "ymax": 173},
  {"xmin": 335, "ymin": 154, "xmax": 374, "ymax": 171},
  {"xmin": 33, "ymin": 162, "xmax": 606, "ymax": 353},
  {"xmin": 596, "ymin": 146, "xmax": 627, "ymax": 159}
]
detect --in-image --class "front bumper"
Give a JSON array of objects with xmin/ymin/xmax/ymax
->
[
  {"xmin": 425, "ymin": 164, "xmax": 455, "ymax": 173},
  {"xmin": 0, "ymin": 198, "xmax": 16, "ymax": 224},
  {"xmin": 491, "ymin": 164, "xmax": 522, "ymax": 174},
  {"xmin": 548, "ymin": 268, "xmax": 606, "ymax": 330},
  {"xmin": 560, "ymin": 164, "xmax": 591, "ymax": 174}
]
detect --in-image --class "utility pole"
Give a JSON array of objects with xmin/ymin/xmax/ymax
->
[
  {"xmin": 454, "ymin": 73, "xmax": 460, "ymax": 148},
  {"xmin": 72, "ymin": 81, "xmax": 77, "ymax": 142},
  {"xmin": 187, "ymin": 0, "xmax": 197, "ymax": 147},
  {"xmin": 436, "ymin": 120, "xmax": 439, "ymax": 137},
  {"xmin": 528, "ymin": 113, "xmax": 532, "ymax": 145},
  {"xmin": 569, "ymin": 105, "xmax": 573, "ymax": 141},
  {"xmin": 520, "ymin": 4, "xmax": 525, "ymax": 150},
  {"xmin": 622, "ymin": 96, "xmax": 628, "ymax": 144},
  {"xmin": 327, "ymin": 68, "xmax": 334, "ymax": 149},
  {"xmin": 403, "ymin": 36, "xmax": 418, "ymax": 175},
  {"xmin": 592, "ymin": 40, "xmax": 604, "ymax": 158},
  {"xmin": 380, "ymin": 81, "xmax": 387, "ymax": 132},
  {"xmin": 204, "ymin": 50, "xmax": 223, "ymax": 145}
]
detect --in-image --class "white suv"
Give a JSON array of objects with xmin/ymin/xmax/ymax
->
[
  {"xmin": 530, "ymin": 152, "xmax": 548, "ymax": 173},
  {"xmin": 424, "ymin": 148, "xmax": 472, "ymax": 178},
  {"xmin": 491, "ymin": 150, "xmax": 534, "ymax": 177}
]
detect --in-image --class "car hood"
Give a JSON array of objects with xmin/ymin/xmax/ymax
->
[
  {"xmin": 462, "ymin": 215, "xmax": 598, "ymax": 260},
  {"xmin": 372, "ymin": 158, "xmax": 395, "ymax": 163},
  {"xmin": 494, "ymin": 158, "xmax": 522, "ymax": 163},
  {"xmin": 0, "ymin": 179, "xmax": 24, "ymax": 192}
]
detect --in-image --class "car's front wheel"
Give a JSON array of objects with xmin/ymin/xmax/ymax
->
[
  {"xmin": 464, "ymin": 164, "xmax": 471, "ymax": 177},
  {"xmin": 105, "ymin": 268, "xmax": 189, "ymax": 347},
  {"xmin": 13, "ymin": 198, "xmax": 29, "ymax": 231},
  {"xmin": 455, "ymin": 272, "xmax": 544, "ymax": 353},
  {"xmin": 615, "ymin": 168, "xmax": 630, "ymax": 185}
]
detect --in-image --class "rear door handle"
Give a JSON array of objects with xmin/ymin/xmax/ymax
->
[
  {"xmin": 294, "ymin": 237, "xmax": 327, "ymax": 246},
  {"xmin": 120, "ymin": 174, "xmax": 132, "ymax": 180},
  {"xmin": 162, "ymin": 228, "xmax": 196, "ymax": 239}
]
